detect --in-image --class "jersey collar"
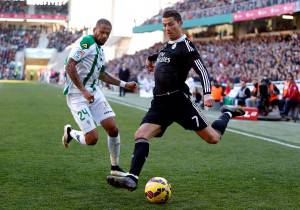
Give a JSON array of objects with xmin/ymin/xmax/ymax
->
[{"xmin": 168, "ymin": 34, "xmax": 186, "ymax": 44}]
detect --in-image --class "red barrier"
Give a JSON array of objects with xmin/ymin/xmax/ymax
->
[
  {"xmin": 233, "ymin": 2, "xmax": 296, "ymax": 22},
  {"xmin": 234, "ymin": 107, "xmax": 258, "ymax": 121},
  {"xmin": 0, "ymin": 13, "xmax": 67, "ymax": 20}
]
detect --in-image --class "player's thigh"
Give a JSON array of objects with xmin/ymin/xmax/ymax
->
[
  {"xmin": 100, "ymin": 117, "xmax": 119, "ymax": 137},
  {"xmin": 90, "ymin": 90, "xmax": 116, "ymax": 125},
  {"xmin": 135, "ymin": 123, "xmax": 162, "ymax": 140},
  {"xmin": 67, "ymin": 94, "xmax": 96, "ymax": 134},
  {"xmin": 140, "ymin": 101, "xmax": 172, "ymax": 138},
  {"xmin": 175, "ymin": 94, "xmax": 208, "ymax": 131},
  {"xmin": 195, "ymin": 126, "xmax": 220, "ymax": 144}
]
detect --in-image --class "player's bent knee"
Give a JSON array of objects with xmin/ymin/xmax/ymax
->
[
  {"xmin": 206, "ymin": 136, "xmax": 220, "ymax": 144},
  {"xmin": 202, "ymin": 132, "xmax": 220, "ymax": 144},
  {"xmin": 134, "ymin": 130, "xmax": 147, "ymax": 141},
  {"xmin": 86, "ymin": 137, "xmax": 98, "ymax": 145},
  {"xmin": 134, "ymin": 134, "xmax": 144, "ymax": 140},
  {"xmin": 85, "ymin": 132, "xmax": 98, "ymax": 145},
  {"xmin": 196, "ymin": 127, "xmax": 221, "ymax": 144},
  {"xmin": 107, "ymin": 127, "xmax": 119, "ymax": 137}
]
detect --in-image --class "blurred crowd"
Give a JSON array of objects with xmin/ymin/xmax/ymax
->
[
  {"xmin": 197, "ymin": 33, "xmax": 300, "ymax": 83},
  {"xmin": 47, "ymin": 27, "xmax": 83, "ymax": 52},
  {"xmin": 0, "ymin": 24, "xmax": 82, "ymax": 79},
  {"xmin": 35, "ymin": 3, "xmax": 68, "ymax": 15},
  {"xmin": 0, "ymin": 25, "xmax": 41, "ymax": 79},
  {"xmin": 107, "ymin": 32, "xmax": 300, "ymax": 85},
  {"xmin": 108, "ymin": 32, "xmax": 300, "ymax": 119},
  {"xmin": 143, "ymin": 0, "xmax": 297, "ymax": 24},
  {"xmin": 0, "ymin": 0, "xmax": 68, "ymax": 15},
  {"xmin": 0, "ymin": 0, "xmax": 26, "ymax": 14},
  {"xmin": 207, "ymin": 73, "xmax": 300, "ymax": 120},
  {"xmin": 107, "ymin": 42, "xmax": 163, "ymax": 86}
]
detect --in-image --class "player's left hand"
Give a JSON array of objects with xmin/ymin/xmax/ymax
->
[
  {"xmin": 125, "ymin": 81, "xmax": 138, "ymax": 91},
  {"xmin": 204, "ymin": 94, "xmax": 214, "ymax": 107}
]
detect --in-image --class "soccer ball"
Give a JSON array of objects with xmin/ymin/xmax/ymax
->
[{"xmin": 144, "ymin": 177, "xmax": 172, "ymax": 204}]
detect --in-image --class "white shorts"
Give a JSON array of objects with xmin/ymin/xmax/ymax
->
[{"xmin": 66, "ymin": 89, "xmax": 115, "ymax": 134}]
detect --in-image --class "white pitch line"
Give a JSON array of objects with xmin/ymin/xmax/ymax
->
[
  {"xmin": 226, "ymin": 128, "xmax": 300, "ymax": 149},
  {"xmin": 108, "ymin": 97, "xmax": 148, "ymax": 112},
  {"xmin": 108, "ymin": 97, "xmax": 300, "ymax": 150}
]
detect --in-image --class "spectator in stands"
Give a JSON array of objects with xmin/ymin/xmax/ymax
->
[
  {"xmin": 47, "ymin": 27, "xmax": 83, "ymax": 52},
  {"xmin": 224, "ymin": 80, "xmax": 232, "ymax": 96},
  {"xmin": 107, "ymin": 32, "xmax": 300, "ymax": 86},
  {"xmin": 118, "ymin": 64, "xmax": 130, "ymax": 97},
  {"xmin": 257, "ymin": 77, "xmax": 280, "ymax": 115},
  {"xmin": 0, "ymin": 25, "xmax": 42, "ymax": 79},
  {"xmin": 245, "ymin": 79, "xmax": 259, "ymax": 107},
  {"xmin": 280, "ymin": 73, "xmax": 300, "ymax": 118},
  {"xmin": 141, "ymin": 0, "xmax": 290, "ymax": 25},
  {"xmin": 35, "ymin": 2, "xmax": 68, "ymax": 15},
  {"xmin": 268, "ymin": 80, "xmax": 280, "ymax": 109},
  {"xmin": 211, "ymin": 80, "xmax": 223, "ymax": 109},
  {"xmin": 0, "ymin": 1, "xmax": 26, "ymax": 14},
  {"xmin": 235, "ymin": 80, "xmax": 250, "ymax": 106}
]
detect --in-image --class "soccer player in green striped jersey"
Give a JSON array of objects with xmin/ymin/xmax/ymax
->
[{"xmin": 62, "ymin": 19, "xmax": 137, "ymax": 177}]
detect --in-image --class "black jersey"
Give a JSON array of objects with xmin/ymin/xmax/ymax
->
[{"xmin": 148, "ymin": 34, "xmax": 211, "ymax": 96}]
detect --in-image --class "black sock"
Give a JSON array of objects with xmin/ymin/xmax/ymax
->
[
  {"xmin": 211, "ymin": 113, "xmax": 231, "ymax": 135},
  {"xmin": 129, "ymin": 138, "xmax": 149, "ymax": 177}
]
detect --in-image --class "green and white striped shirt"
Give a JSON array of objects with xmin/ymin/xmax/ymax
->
[{"xmin": 63, "ymin": 35, "xmax": 106, "ymax": 95}]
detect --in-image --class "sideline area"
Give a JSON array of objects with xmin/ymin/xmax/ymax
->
[{"xmin": 103, "ymin": 89, "xmax": 300, "ymax": 148}]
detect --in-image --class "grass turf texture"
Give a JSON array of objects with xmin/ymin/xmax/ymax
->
[{"xmin": 1, "ymin": 81, "xmax": 300, "ymax": 209}]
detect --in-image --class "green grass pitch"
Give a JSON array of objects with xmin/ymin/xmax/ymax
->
[{"xmin": 1, "ymin": 81, "xmax": 300, "ymax": 209}]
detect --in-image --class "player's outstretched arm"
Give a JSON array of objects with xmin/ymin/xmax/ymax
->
[
  {"xmin": 66, "ymin": 58, "xmax": 94, "ymax": 103},
  {"xmin": 99, "ymin": 72, "xmax": 138, "ymax": 91}
]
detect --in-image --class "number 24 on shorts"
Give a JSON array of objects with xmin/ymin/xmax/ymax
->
[{"xmin": 77, "ymin": 108, "xmax": 90, "ymax": 121}]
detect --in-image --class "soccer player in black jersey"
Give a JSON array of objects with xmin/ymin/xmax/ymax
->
[{"xmin": 107, "ymin": 9, "xmax": 245, "ymax": 191}]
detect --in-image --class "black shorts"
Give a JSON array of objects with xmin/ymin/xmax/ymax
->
[{"xmin": 141, "ymin": 92, "xmax": 208, "ymax": 137}]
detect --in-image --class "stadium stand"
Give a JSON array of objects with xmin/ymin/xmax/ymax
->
[
  {"xmin": 0, "ymin": 0, "xmax": 80, "ymax": 79},
  {"xmin": 0, "ymin": 25, "xmax": 42, "ymax": 79},
  {"xmin": 0, "ymin": 24, "xmax": 82, "ymax": 79},
  {"xmin": 107, "ymin": 32, "xmax": 300, "ymax": 84},
  {"xmin": 142, "ymin": 0, "xmax": 298, "ymax": 24},
  {"xmin": 47, "ymin": 27, "xmax": 83, "ymax": 52},
  {"xmin": 35, "ymin": 2, "xmax": 68, "ymax": 15},
  {"xmin": 0, "ymin": 0, "xmax": 26, "ymax": 14},
  {"xmin": 0, "ymin": 0, "xmax": 68, "ymax": 15}
]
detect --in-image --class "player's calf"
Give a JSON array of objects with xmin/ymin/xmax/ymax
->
[
  {"xmin": 196, "ymin": 126, "xmax": 221, "ymax": 144},
  {"xmin": 209, "ymin": 105, "xmax": 245, "ymax": 138},
  {"xmin": 84, "ymin": 130, "xmax": 98, "ymax": 145}
]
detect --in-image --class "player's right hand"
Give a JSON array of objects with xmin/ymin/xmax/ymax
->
[
  {"xmin": 204, "ymin": 94, "xmax": 214, "ymax": 108},
  {"xmin": 81, "ymin": 89, "xmax": 94, "ymax": 103},
  {"xmin": 125, "ymin": 81, "xmax": 138, "ymax": 91},
  {"xmin": 145, "ymin": 59, "xmax": 155, "ymax": 72}
]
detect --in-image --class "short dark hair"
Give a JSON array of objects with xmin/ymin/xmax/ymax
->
[
  {"xmin": 288, "ymin": 72, "xmax": 294, "ymax": 80},
  {"xmin": 96, "ymin": 18, "xmax": 112, "ymax": 28},
  {"xmin": 162, "ymin": 9, "xmax": 182, "ymax": 23}
]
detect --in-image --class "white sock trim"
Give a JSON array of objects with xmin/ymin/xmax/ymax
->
[
  {"xmin": 107, "ymin": 134, "xmax": 120, "ymax": 166},
  {"xmin": 129, "ymin": 173, "xmax": 138, "ymax": 180},
  {"xmin": 224, "ymin": 112, "xmax": 232, "ymax": 118},
  {"xmin": 70, "ymin": 130, "xmax": 86, "ymax": 145}
]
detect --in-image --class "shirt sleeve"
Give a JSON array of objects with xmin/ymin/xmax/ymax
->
[
  {"xmin": 68, "ymin": 41, "xmax": 89, "ymax": 62},
  {"xmin": 185, "ymin": 40, "xmax": 211, "ymax": 95}
]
